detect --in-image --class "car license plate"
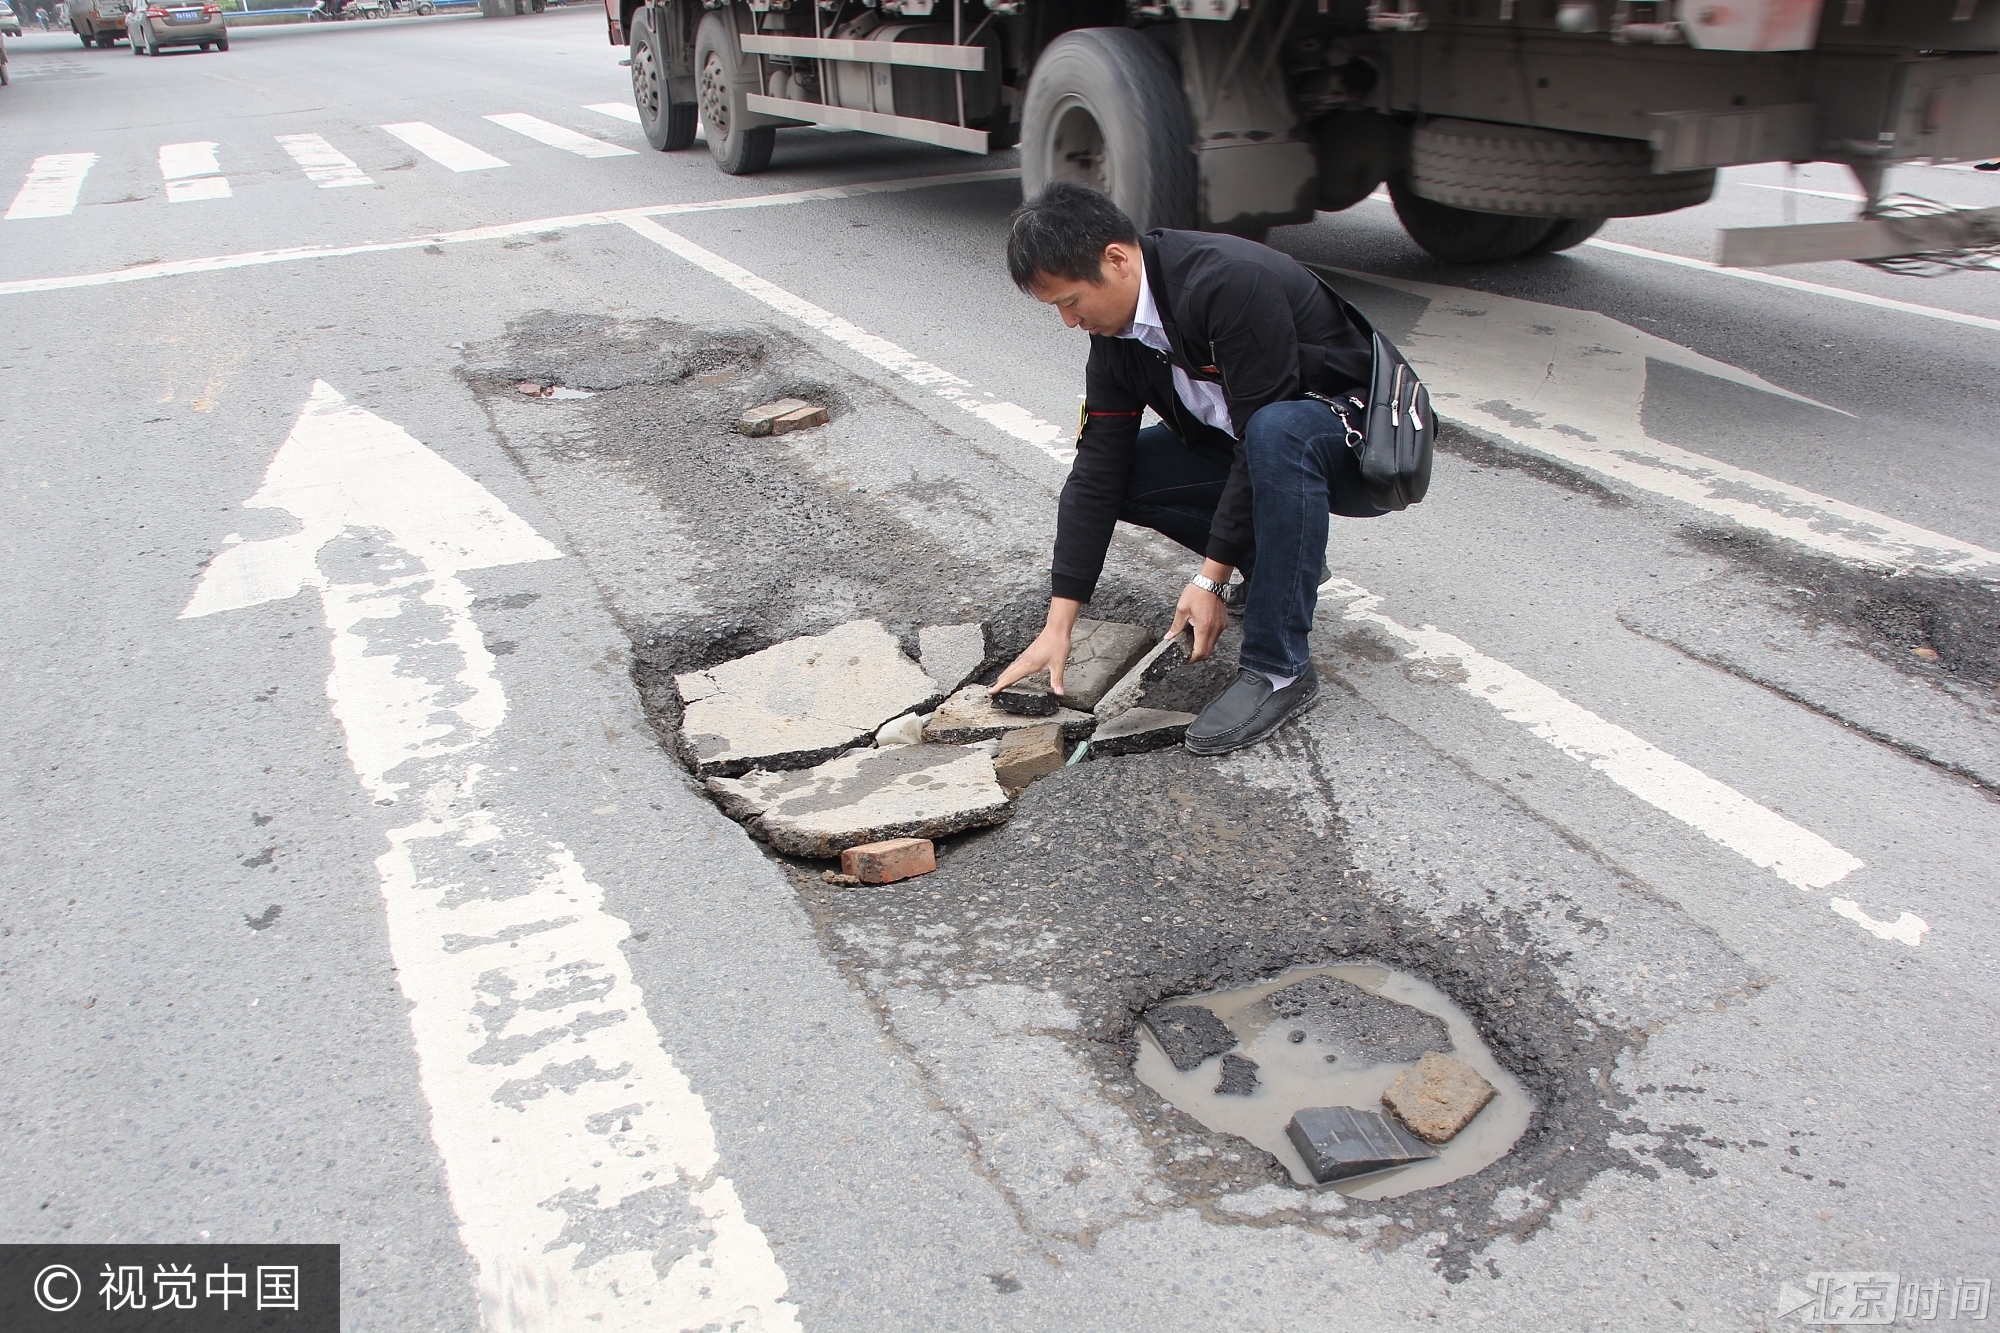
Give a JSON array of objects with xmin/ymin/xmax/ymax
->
[{"xmin": 171, "ymin": 7, "xmax": 194, "ymax": 14}]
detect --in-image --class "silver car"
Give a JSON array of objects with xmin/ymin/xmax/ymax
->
[
  {"xmin": 0, "ymin": 3, "xmax": 23, "ymax": 37},
  {"xmin": 126, "ymin": 0, "xmax": 224, "ymax": 52}
]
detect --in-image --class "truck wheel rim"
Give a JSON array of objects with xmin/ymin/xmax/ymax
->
[
  {"xmin": 699, "ymin": 49, "xmax": 729, "ymax": 139},
  {"xmin": 1049, "ymin": 98, "xmax": 1108, "ymax": 194},
  {"xmin": 632, "ymin": 26, "xmax": 661, "ymax": 124}
]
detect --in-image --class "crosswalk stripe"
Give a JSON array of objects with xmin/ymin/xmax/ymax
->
[
  {"xmin": 276, "ymin": 132, "xmax": 374, "ymax": 188},
  {"xmin": 583, "ymin": 101, "xmax": 642, "ymax": 125},
  {"xmin": 160, "ymin": 141, "xmax": 231, "ymax": 203},
  {"xmin": 484, "ymin": 112, "xmax": 638, "ymax": 159},
  {"xmin": 380, "ymin": 121, "xmax": 508, "ymax": 172},
  {"xmin": 6, "ymin": 153, "xmax": 99, "ymax": 220}
]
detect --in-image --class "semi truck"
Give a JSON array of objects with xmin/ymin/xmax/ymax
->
[{"xmin": 603, "ymin": 0, "xmax": 2000, "ymax": 266}]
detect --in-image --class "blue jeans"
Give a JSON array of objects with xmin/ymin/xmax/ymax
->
[{"xmin": 1119, "ymin": 401, "xmax": 1386, "ymax": 678}]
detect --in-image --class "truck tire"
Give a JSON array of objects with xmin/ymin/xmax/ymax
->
[
  {"xmin": 630, "ymin": 5, "xmax": 696, "ymax": 152},
  {"xmin": 1021, "ymin": 27, "xmax": 1194, "ymax": 233},
  {"xmin": 1525, "ymin": 217, "xmax": 1604, "ymax": 254},
  {"xmin": 1410, "ymin": 117, "xmax": 1715, "ymax": 218},
  {"xmin": 1389, "ymin": 173, "xmax": 1557, "ymax": 263},
  {"xmin": 694, "ymin": 9, "xmax": 773, "ymax": 175}
]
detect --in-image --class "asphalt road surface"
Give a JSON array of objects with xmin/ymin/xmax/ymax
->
[{"xmin": 4, "ymin": 12, "xmax": 1999, "ymax": 1331}]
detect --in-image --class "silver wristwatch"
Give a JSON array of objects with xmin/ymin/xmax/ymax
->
[{"xmin": 1189, "ymin": 573, "xmax": 1228, "ymax": 599}]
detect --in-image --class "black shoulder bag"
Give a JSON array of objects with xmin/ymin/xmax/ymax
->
[{"xmin": 1304, "ymin": 274, "xmax": 1436, "ymax": 512}]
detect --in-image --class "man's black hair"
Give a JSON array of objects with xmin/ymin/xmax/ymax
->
[{"xmin": 1005, "ymin": 181, "xmax": 1142, "ymax": 292}]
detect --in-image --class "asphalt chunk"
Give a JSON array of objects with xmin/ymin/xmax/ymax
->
[
  {"xmin": 1215, "ymin": 1053, "xmax": 1260, "ymax": 1097},
  {"xmin": 1143, "ymin": 1004, "xmax": 1237, "ymax": 1072}
]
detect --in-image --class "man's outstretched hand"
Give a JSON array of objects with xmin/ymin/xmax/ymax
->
[
  {"xmin": 990, "ymin": 596, "xmax": 1082, "ymax": 697},
  {"xmin": 1168, "ymin": 562, "xmax": 1234, "ymax": 662}
]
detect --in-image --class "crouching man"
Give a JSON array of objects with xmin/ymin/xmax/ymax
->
[{"xmin": 990, "ymin": 182, "xmax": 1388, "ymax": 755}]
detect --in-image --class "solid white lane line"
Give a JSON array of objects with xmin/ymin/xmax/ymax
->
[
  {"xmin": 5, "ymin": 152, "xmax": 98, "ymax": 220},
  {"xmin": 380, "ymin": 120, "xmax": 509, "ymax": 172},
  {"xmin": 1345, "ymin": 269, "xmax": 2000, "ymax": 579},
  {"xmin": 0, "ymin": 167, "xmax": 1020, "ymax": 296},
  {"xmin": 621, "ymin": 214, "xmax": 1071, "ymax": 461},
  {"xmin": 276, "ymin": 132, "xmax": 374, "ymax": 188},
  {"xmin": 1581, "ymin": 237, "xmax": 2000, "ymax": 334},
  {"xmin": 1353, "ymin": 192, "xmax": 2000, "ymax": 335},
  {"xmin": 1326, "ymin": 579, "xmax": 1925, "ymax": 944},
  {"xmin": 486, "ymin": 112, "xmax": 638, "ymax": 159},
  {"xmin": 160, "ymin": 141, "xmax": 231, "ymax": 202},
  {"xmin": 183, "ymin": 382, "xmax": 801, "ymax": 1329},
  {"xmin": 584, "ymin": 101, "xmax": 643, "ymax": 124},
  {"xmin": 1741, "ymin": 182, "xmax": 1866, "ymax": 203}
]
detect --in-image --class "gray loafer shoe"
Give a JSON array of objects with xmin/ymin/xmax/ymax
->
[{"xmin": 1183, "ymin": 666, "xmax": 1321, "ymax": 756}]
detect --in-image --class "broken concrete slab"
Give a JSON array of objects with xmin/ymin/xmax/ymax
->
[
  {"xmin": 992, "ymin": 677, "xmax": 1061, "ymax": 716},
  {"xmin": 771, "ymin": 403, "xmax": 828, "ymax": 434},
  {"xmin": 922, "ymin": 686, "xmax": 1095, "ymax": 746},
  {"xmin": 1285, "ymin": 1106, "xmax": 1436, "ymax": 1184},
  {"xmin": 840, "ymin": 837, "xmax": 936, "ymax": 884},
  {"xmin": 1142, "ymin": 1004, "xmax": 1237, "ymax": 1072},
  {"xmin": 736, "ymin": 394, "xmax": 812, "ymax": 436},
  {"xmin": 1093, "ymin": 627, "xmax": 1193, "ymax": 721},
  {"xmin": 1263, "ymin": 974, "xmax": 1451, "ymax": 1065},
  {"xmin": 993, "ymin": 724, "xmax": 1065, "ymax": 793},
  {"xmin": 1058, "ymin": 619, "xmax": 1158, "ymax": 710},
  {"xmin": 917, "ymin": 622, "xmax": 988, "ymax": 697},
  {"xmin": 1088, "ymin": 707, "xmax": 1197, "ymax": 756},
  {"xmin": 1215, "ymin": 1053, "xmax": 1260, "ymax": 1097},
  {"xmin": 706, "ymin": 742, "xmax": 1010, "ymax": 858},
  {"xmin": 1382, "ymin": 1052, "xmax": 1497, "ymax": 1144},
  {"xmin": 676, "ymin": 620, "xmax": 940, "ymax": 777}
]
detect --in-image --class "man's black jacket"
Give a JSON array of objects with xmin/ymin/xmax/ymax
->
[{"xmin": 1050, "ymin": 229, "xmax": 1372, "ymax": 603}]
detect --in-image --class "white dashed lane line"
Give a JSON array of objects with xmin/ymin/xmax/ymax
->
[
  {"xmin": 276, "ymin": 132, "xmax": 374, "ymax": 189},
  {"xmin": 485, "ymin": 112, "xmax": 639, "ymax": 159},
  {"xmin": 4, "ymin": 152, "xmax": 97, "ymax": 220},
  {"xmin": 379, "ymin": 120, "xmax": 509, "ymax": 172}
]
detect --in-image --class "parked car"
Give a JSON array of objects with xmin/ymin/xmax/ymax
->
[
  {"xmin": 126, "ymin": 0, "xmax": 223, "ymax": 53},
  {"xmin": 70, "ymin": 0, "xmax": 126, "ymax": 45},
  {"xmin": 0, "ymin": 2, "xmax": 23, "ymax": 36}
]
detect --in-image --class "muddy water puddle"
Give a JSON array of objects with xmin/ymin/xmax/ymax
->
[{"xmin": 1135, "ymin": 963, "xmax": 1533, "ymax": 1199}]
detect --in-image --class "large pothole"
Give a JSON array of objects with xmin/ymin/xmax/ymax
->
[
  {"xmin": 1135, "ymin": 963, "xmax": 1534, "ymax": 1198},
  {"xmin": 464, "ymin": 311, "xmax": 1683, "ymax": 1277}
]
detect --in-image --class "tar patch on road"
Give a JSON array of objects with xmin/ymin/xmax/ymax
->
[
  {"xmin": 790, "ymin": 746, "xmax": 1651, "ymax": 1278},
  {"xmin": 1685, "ymin": 525, "xmax": 2000, "ymax": 687},
  {"xmin": 462, "ymin": 311, "xmax": 1671, "ymax": 1279}
]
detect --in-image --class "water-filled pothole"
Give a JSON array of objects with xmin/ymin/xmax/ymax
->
[{"xmin": 1136, "ymin": 962, "xmax": 1533, "ymax": 1200}]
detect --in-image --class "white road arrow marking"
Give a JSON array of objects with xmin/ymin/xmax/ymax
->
[
  {"xmin": 184, "ymin": 382, "xmax": 800, "ymax": 1331},
  {"xmin": 1326, "ymin": 577, "xmax": 1927, "ymax": 945},
  {"xmin": 1348, "ymin": 270, "xmax": 2000, "ymax": 579}
]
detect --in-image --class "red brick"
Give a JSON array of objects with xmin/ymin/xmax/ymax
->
[
  {"xmin": 769, "ymin": 403, "xmax": 829, "ymax": 435},
  {"xmin": 840, "ymin": 837, "xmax": 936, "ymax": 884}
]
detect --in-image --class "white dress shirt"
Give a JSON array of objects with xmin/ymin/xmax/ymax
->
[{"xmin": 1117, "ymin": 264, "xmax": 1236, "ymax": 439}]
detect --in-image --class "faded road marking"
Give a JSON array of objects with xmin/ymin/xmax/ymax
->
[
  {"xmin": 381, "ymin": 121, "xmax": 509, "ymax": 173},
  {"xmin": 183, "ymin": 382, "xmax": 801, "ymax": 1330},
  {"xmin": 622, "ymin": 214, "xmax": 1072, "ymax": 463},
  {"xmin": 1347, "ymin": 270, "xmax": 2000, "ymax": 580},
  {"xmin": 1326, "ymin": 578, "xmax": 1926, "ymax": 945},
  {"xmin": 0, "ymin": 167, "xmax": 1019, "ymax": 296},
  {"xmin": 486, "ymin": 112, "xmax": 638, "ymax": 159},
  {"xmin": 5, "ymin": 152, "xmax": 98, "ymax": 220},
  {"xmin": 277, "ymin": 132, "xmax": 374, "ymax": 189},
  {"xmin": 160, "ymin": 141, "xmax": 230, "ymax": 203}
]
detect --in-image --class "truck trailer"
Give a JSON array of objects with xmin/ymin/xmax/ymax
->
[{"xmin": 603, "ymin": 0, "xmax": 2000, "ymax": 266}]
